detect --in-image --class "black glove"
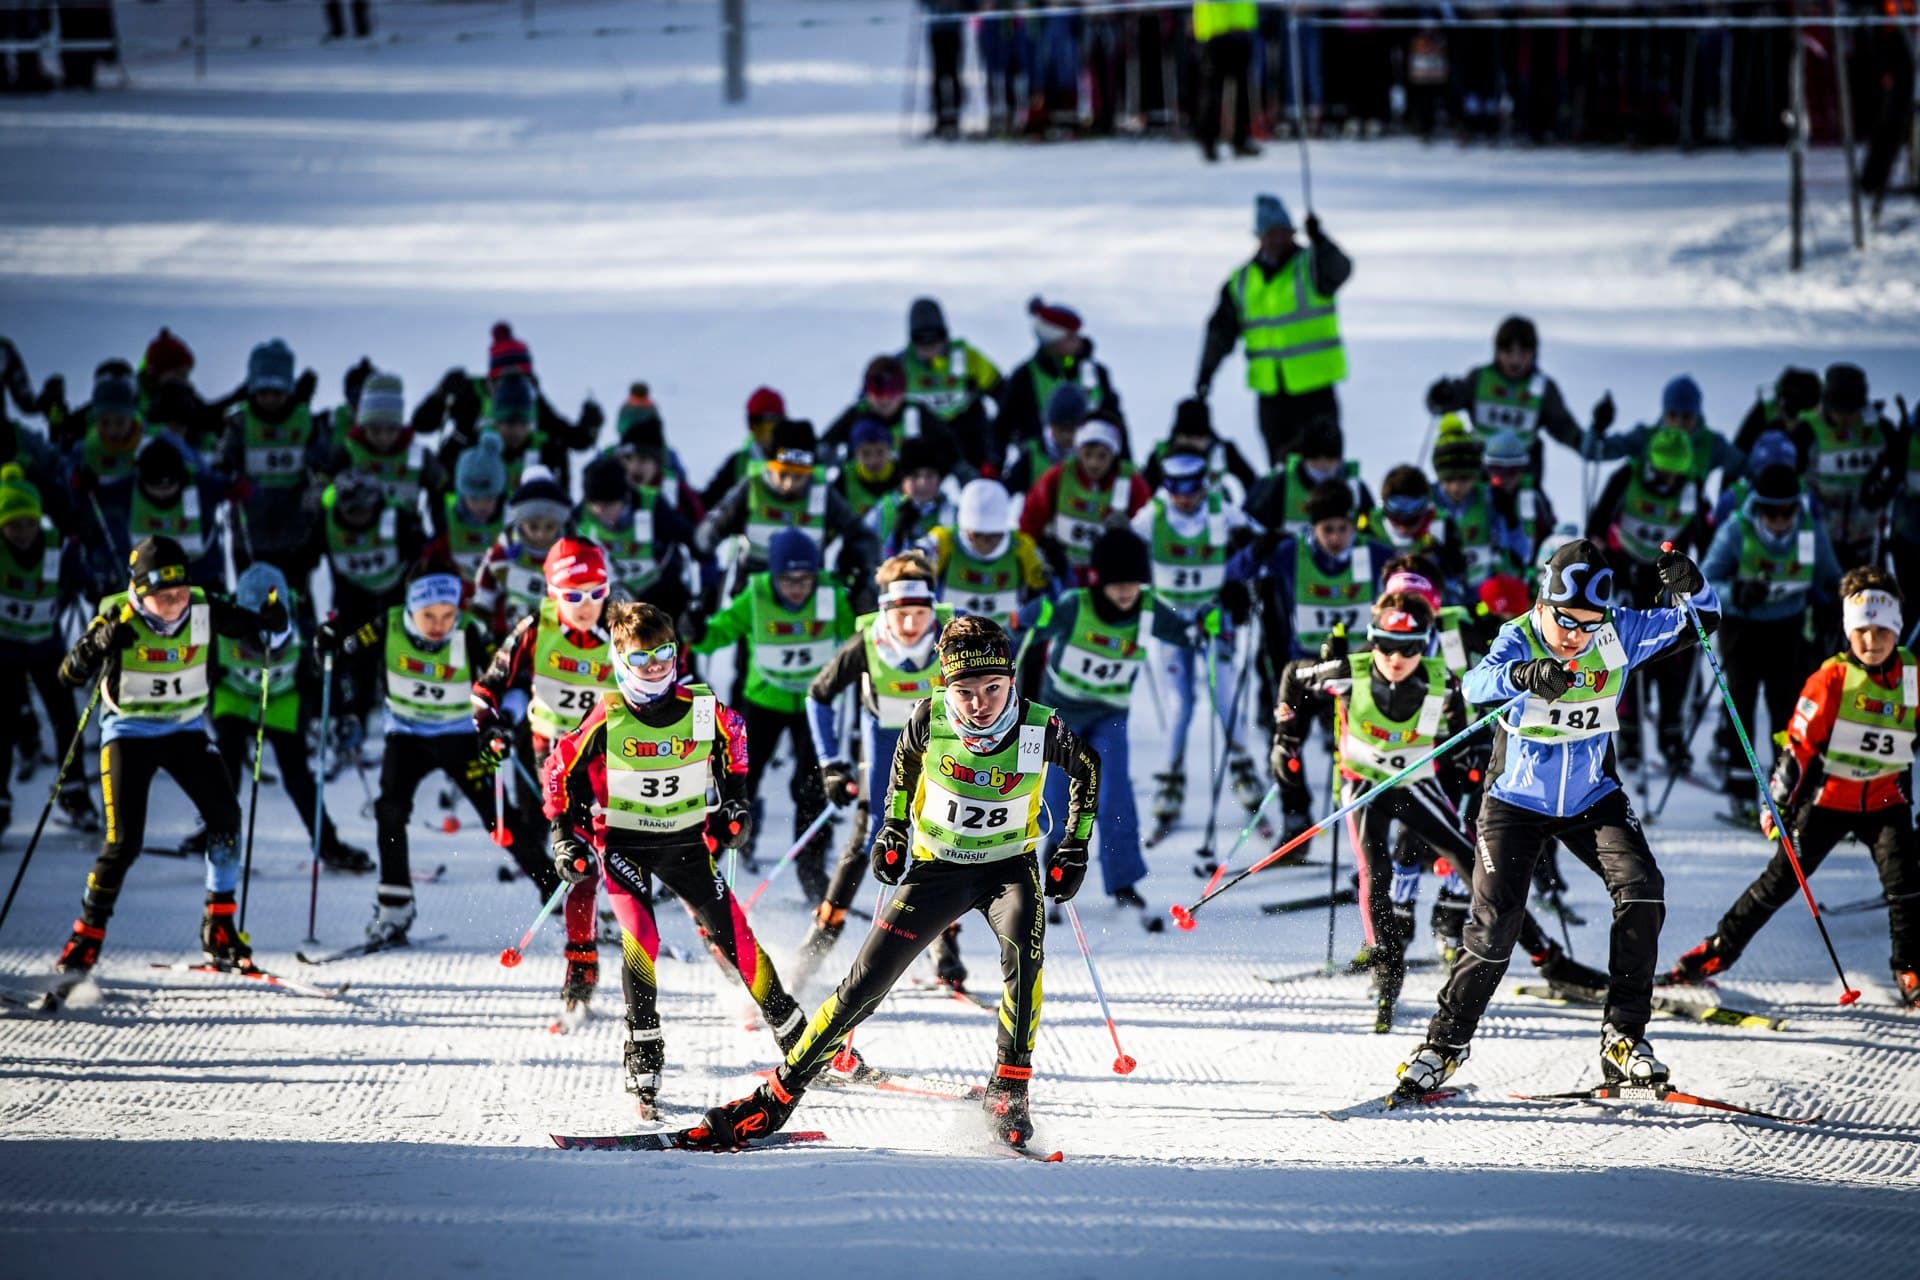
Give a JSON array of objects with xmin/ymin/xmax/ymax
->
[
  {"xmin": 294, "ymin": 368, "xmax": 319, "ymax": 404},
  {"xmin": 871, "ymin": 819, "xmax": 912, "ymax": 885},
  {"xmin": 1304, "ymin": 212, "xmax": 1323, "ymax": 240},
  {"xmin": 553, "ymin": 838, "xmax": 597, "ymax": 885},
  {"xmin": 105, "ymin": 612, "xmax": 139, "ymax": 652},
  {"xmin": 820, "ymin": 761, "xmax": 859, "ymax": 808},
  {"xmin": 315, "ymin": 618, "xmax": 376, "ymax": 655},
  {"xmin": 35, "ymin": 373, "xmax": 65, "ymax": 417},
  {"xmin": 1656, "ymin": 548, "xmax": 1704, "ymax": 597},
  {"xmin": 1320, "ymin": 625, "xmax": 1349, "ymax": 663},
  {"xmin": 439, "ymin": 367, "xmax": 469, "ymax": 399},
  {"xmin": 1732, "ymin": 580, "xmax": 1769, "ymax": 612},
  {"xmin": 715, "ymin": 798, "xmax": 753, "ymax": 849},
  {"xmin": 475, "ymin": 730, "xmax": 510, "ymax": 770},
  {"xmin": 1219, "ymin": 578, "xmax": 1251, "ymax": 626},
  {"xmin": 343, "ymin": 356, "xmax": 374, "ymax": 407},
  {"xmin": 1045, "ymin": 836, "xmax": 1088, "ymax": 902},
  {"xmin": 1591, "ymin": 392, "xmax": 1616, "ymax": 434},
  {"xmin": 1425, "ymin": 377, "xmax": 1471, "ymax": 414},
  {"xmin": 577, "ymin": 400, "xmax": 605, "ymax": 434},
  {"xmin": 1511, "ymin": 658, "xmax": 1574, "ymax": 701},
  {"xmin": 677, "ymin": 610, "xmax": 707, "ymax": 646},
  {"xmin": 257, "ymin": 596, "xmax": 289, "ymax": 636}
]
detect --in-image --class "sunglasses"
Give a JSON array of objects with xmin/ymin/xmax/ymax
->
[
  {"xmin": 552, "ymin": 584, "xmax": 610, "ymax": 604},
  {"xmin": 1549, "ymin": 609, "xmax": 1608, "ymax": 633},
  {"xmin": 620, "ymin": 642, "xmax": 678, "ymax": 669}
]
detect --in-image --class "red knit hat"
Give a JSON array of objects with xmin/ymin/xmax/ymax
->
[
  {"xmin": 745, "ymin": 386, "xmax": 786, "ymax": 422},
  {"xmin": 1028, "ymin": 296, "xmax": 1083, "ymax": 344},
  {"xmin": 1478, "ymin": 573, "xmax": 1530, "ymax": 621},
  {"xmin": 489, "ymin": 322, "xmax": 533, "ymax": 379},
  {"xmin": 142, "ymin": 327, "xmax": 194, "ymax": 380}
]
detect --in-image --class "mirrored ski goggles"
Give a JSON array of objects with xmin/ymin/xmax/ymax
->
[
  {"xmin": 551, "ymin": 583, "xmax": 610, "ymax": 604},
  {"xmin": 1367, "ymin": 629, "xmax": 1430, "ymax": 658},
  {"xmin": 619, "ymin": 642, "xmax": 678, "ymax": 669},
  {"xmin": 1548, "ymin": 608, "xmax": 1608, "ymax": 633},
  {"xmin": 1381, "ymin": 495, "xmax": 1433, "ymax": 522}
]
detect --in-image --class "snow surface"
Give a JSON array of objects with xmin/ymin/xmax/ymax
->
[{"xmin": 4, "ymin": 2, "xmax": 1920, "ymax": 1276}]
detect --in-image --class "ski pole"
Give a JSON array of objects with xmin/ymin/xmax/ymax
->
[
  {"xmin": 0, "ymin": 664, "xmax": 109, "ymax": 940},
  {"xmin": 1286, "ymin": 0, "xmax": 1312, "ymax": 211},
  {"xmin": 306, "ymin": 651, "xmax": 333, "ymax": 943},
  {"xmin": 745, "ymin": 797, "xmax": 850, "ymax": 911},
  {"xmin": 237, "ymin": 589, "xmax": 277, "ymax": 938},
  {"xmin": 490, "ymin": 737, "xmax": 513, "ymax": 850},
  {"xmin": 1172, "ymin": 690, "xmax": 1531, "ymax": 929},
  {"xmin": 1663, "ymin": 542, "xmax": 1860, "ymax": 1005},
  {"xmin": 1141, "ymin": 646, "xmax": 1168, "ymax": 732},
  {"xmin": 1064, "ymin": 901, "xmax": 1137, "ymax": 1075},
  {"xmin": 1197, "ymin": 784, "xmax": 1278, "ymax": 900},
  {"xmin": 1194, "ymin": 617, "xmax": 1254, "ymax": 866},
  {"xmin": 1325, "ymin": 702, "xmax": 1344, "ymax": 968},
  {"xmin": 499, "ymin": 881, "xmax": 568, "ymax": 967}
]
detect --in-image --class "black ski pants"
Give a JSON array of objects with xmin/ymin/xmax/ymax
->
[
  {"xmin": 1716, "ymin": 802, "xmax": 1920, "ymax": 971},
  {"xmin": 84, "ymin": 730, "xmax": 241, "ymax": 925},
  {"xmin": 376, "ymin": 730, "xmax": 552, "ymax": 898},
  {"xmin": 1429, "ymin": 789, "xmax": 1664, "ymax": 1045},
  {"xmin": 783, "ymin": 854, "xmax": 1045, "ymax": 1089},
  {"xmin": 0, "ymin": 647, "xmax": 80, "ymax": 808},
  {"xmin": 213, "ymin": 714, "xmax": 340, "ymax": 859},
  {"xmin": 1713, "ymin": 615, "xmax": 1804, "ymax": 800}
]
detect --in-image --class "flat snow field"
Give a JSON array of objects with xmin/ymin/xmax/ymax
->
[{"xmin": 3, "ymin": 2, "xmax": 1920, "ymax": 1276}]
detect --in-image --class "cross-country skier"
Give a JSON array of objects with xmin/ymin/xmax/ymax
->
[
  {"xmin": 682, "ymin": 615, "xmax": 1099, "ymax": 1151},
  {"xmin": 1395, "ymin": 537, "xmax": 1717, "ymax": 1097}
]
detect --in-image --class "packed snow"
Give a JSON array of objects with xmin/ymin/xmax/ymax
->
[{"xmin": 3, "ymin": 2, "xmax": 1919, "ymax": 1276}]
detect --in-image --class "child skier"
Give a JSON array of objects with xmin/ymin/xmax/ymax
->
[
  {"xmin": 1130, "ymin": 450, "xmax": 1256, "ymax": 839},
  {"xmin": 684, "ymin": 615, "xmax": 1100, "ymax": 1152},
  {"xmin": 53, "ymin": 536, "xmax": 286, "ymax": 977},
  {"xmin": 1667, "ymin": 568, "xmax": 1919, "ymax": 1005},
  {"xmin": 685, "ymin": 528, "xmax": 855, "ymax": 886},
  {"xmin": 922, "ymin": 478, "xmax": 1051, "ymax": 626},
  {"xmin": 543, "ymin": 601, "xmax": 809, "ymax": 1115},
  {"xmin": 469, "ymin": 469, "xmax": 571, "ymax": 636},
  {"xmin": 1395, "ymin": 538, "xmax": 1716, "ymax": 1098},
  {"xmin": 792, "ymin": 551, "xmax": 964, "ymax": 990},
  {"xmin": 1274, "ymin": 590, "xmax": 1607, "ymax": 1032},
  {"xmin": 1019, "ymin": 528, "xmax": 1192, "ymax": 926},
  {"xmin": 439, "ymin": 434, "xmax": 508, "ymax": 584},
  {"xmin": 471, "ymin": 537, "xmax": 621, "ymax": 1012},
  {"xmin": 1018, "ymin": 420, "xmax": 1149, "ymax": 584}
]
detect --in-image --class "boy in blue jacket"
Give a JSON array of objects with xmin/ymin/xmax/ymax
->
[{"xmin": 1397, "ymin": 538, "xmax": 1717, "ymax": 1097}]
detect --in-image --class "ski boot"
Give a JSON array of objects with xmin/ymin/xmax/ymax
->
[
  {"xmin": 1370, "ymin": 950, "xmax": 1407, "ymax": 1035},
  {"xmin": 686, "ymin": 1074, "xmax": 798, "ymax": 1150},
  {"xmin": 1658, "ymin": 727, "xmax": 1692, "ymax": 777},
  {"xmin": 199, "ymin": 892, "xmax": 253, "ymax": 969},
  {"xmin": 1147, "ymin": 771, "xmax": 1183, "ymax": 844},
  {"xmin": 365, "ymin": 892, "xmax": 416, "ymax": 947},
  {"xmin": 623, "ymin": 1018, "xmax": 665, "ymax": 1118},
  {"xmin": 1600, "ymin": 1022, "xmax": 1669, "ymax": 1085},
  {"xmin": 56, "ymin": 918, "xmax": 106, "ymax": 974},
  {"xmin": 1895, "ymin": 968, "xmax": 1920, "ymax": 1010},
  {"xmin": 933, "ymin": 922, "xmax": 967, "ymax": 991},
  {"xmin": 1114, "ymin": 885, "xmax": 1165, "ymax": 934},
  {"xmin": 1430, "ymin": 886, "xmax": 1469, "ymax": 966},
  {"xmin": 1529, "ymin": 939, "xmax": 1609, "ymax": 991},
  {"xmin": 983, "ymin": 1065, "xmax": 1034, "ymax": 1148},
  {"xmin": 55, "ymin": 787, "xmax": 100, "ymax": 834},
  {"xmin": 1395, "ymin": 1041, "xmax": 1468, "ymax": 1094},
  {"xmin": 319, "ymin": 838, "xmax": 375, "ymax": 874},
  {"xmin": 1229, "ymin": 753, "xmax": 1265, "ymax": 811},
  {"xmin": 1665, "ymin": 934, "xmax": 1733, "ymax": 986},
  {"xmin": 561, "ymin": 942, "xmax": 598, "ymax": 1022}
]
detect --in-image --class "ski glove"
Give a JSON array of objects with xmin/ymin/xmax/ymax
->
[
  {"xmin": 315, "ymin": 618, "xmax": 378, "ymax": 656},
  {"xmin": 715, "ymin": 799, "xmax": 754, "ymax": 850},
  {"xmin": 1731, "ymin": 580, "xmax": 1769, "ymax": 612},
  {"xmin": 475, "ymin": 733, "xmax": 510, "ymax": 771},
  {"xmin": 1511, "ymin": 658, "xmax": 1574, "ymax": 701},
  {"xmin": 1591, "ymin": 392, "xmax": 1616, "ymax": 433},
  {"xmin": 1424, "ymin": 377, "xmax": 1471, "ymax": 415},
  {"xmin": 820, "ymin": 761, "xmax": 859, "ymax": 809},
  {"xmin": 553, "ymin": 839, "xmax": 597, "ymax": 885},
  {"xmin": 1320, "ymin": 625, "xmax": 1349, "ymax": 663},
  {"xmin": 1656, "ymin": 548, "xmax": 1704, "ymax": 597},
  {"xmin": 871, "ymin": 819, "xmax": 912, "ymax": 885},
  {"xmin": 1045, "ymin": 836, "xmax": 1088, "ymax": 902}
]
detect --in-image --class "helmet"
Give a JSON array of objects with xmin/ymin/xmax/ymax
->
[{"xmin": 543, "ymin": 537, "xmax": 609, "ymax": 594}]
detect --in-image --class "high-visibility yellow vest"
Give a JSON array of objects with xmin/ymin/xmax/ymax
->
[
  {"xmin": 1193, "ymin": 1, "xmax": 1257, "ymax": 42},
  {"xmin": 1230, "ymin": 254, "xmax": 1348, "ymax": 396}
]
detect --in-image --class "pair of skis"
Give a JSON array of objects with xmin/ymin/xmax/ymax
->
[
  {"xmin": 1325, "ymin": 1080, "xmax": 1816, "ymax": 1125},
  {"xmin": 9, "ymin": 958, "xmax": 349, "ymax": 1011},
  {"xmin": 1514, "ymin": 981, "xmax": 1787, "ymax": 1032}
]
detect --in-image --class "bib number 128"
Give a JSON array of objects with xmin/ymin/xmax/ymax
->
[{"xmin": 942, "ymin": 799, "xmax": 1008, "ymax": 830}]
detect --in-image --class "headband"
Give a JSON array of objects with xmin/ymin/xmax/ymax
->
[
  {"xmin": 1843, "ymin": 589, "xmax": 1902, "ymax": 635},
  {"xmin": 879, "ymin": 579, "xmax": 935, "ymax": 608},
  {"xmin": 406, "ymin": 573, "xmax": 464, "ymax": 613}
]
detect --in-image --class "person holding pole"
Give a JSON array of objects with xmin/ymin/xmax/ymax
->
[
  {"xmin": 542, "ymin": 601, "xmax": 809, "ymax": 1117},
  {"xmin": 1195, "ymin": 193, "xmax": 1351, "ymax": 468},
  {"xmin": 1396, "ymin": 538, "xmax": 1717, "ymax": 1098},
  {"xmin": 1667, "ymin": 567, "xmax": 1919, "ymax": 1007},
  {"xmin": 52, "ymin": 536, "xmax": 286, "ymax": 977}
]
